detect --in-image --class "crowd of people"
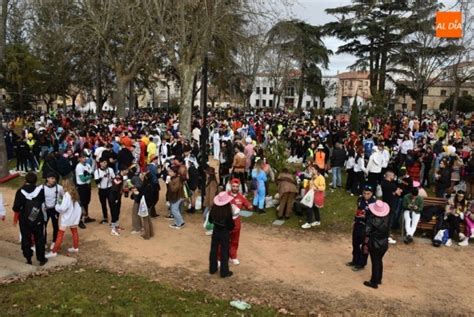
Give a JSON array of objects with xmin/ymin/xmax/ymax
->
[{"xmin": 3, "ymin": 107, "xmax": 474, "ymax": 281}]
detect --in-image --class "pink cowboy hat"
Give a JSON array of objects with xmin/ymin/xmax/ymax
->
[
  {"xmin": 213, "ymin": 191, "xmax": 233, "ymax": 206},
  {"xmin": 369, "ymin": 200, "xmax": 390, "ymax": 217},
  {"xmin": 413, "ymin": 181, "xmax": 421, "ymax": 188}
]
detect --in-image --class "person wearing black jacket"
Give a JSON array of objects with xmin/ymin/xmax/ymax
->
[
  {"xmin": 363, "ymin": 200, "xmax": 390, "ymax": 289},
  {"xmin": 209, "ymin": 191, "xmax": 235, "ymax": 278},
  {"xmin": 12, "ymin": 172, "xmax": 48, "ymax": 266}
]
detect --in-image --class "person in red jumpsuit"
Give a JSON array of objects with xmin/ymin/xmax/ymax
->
[{"xmin": 227, "ymin": 178, "xmax": 252, "ymax": 265}]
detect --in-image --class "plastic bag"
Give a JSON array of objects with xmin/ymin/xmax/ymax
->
[
  {"xmin": 301, "ymin": 189, "xmax": 315, "ymax": 208},
  {"xmin": 138, "ymin": 196, "xmax": 149, "ymax": 217}
]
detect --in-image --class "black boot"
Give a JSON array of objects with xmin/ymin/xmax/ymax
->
[
  {"xmin": 79, "ymin": 220, "xmax": 86, "ymax": 229},
  {"xmin": 26, "ymin": 258, "xmax": 32, "ymax": 265}
]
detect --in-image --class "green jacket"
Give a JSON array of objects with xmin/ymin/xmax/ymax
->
[{"xmin": 402, "ymin": 194, "xmax": 424, "ymax": 214}]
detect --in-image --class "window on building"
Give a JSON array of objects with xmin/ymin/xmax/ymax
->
[
  {"xmin": 345, "ymin": 81, "xmax": 348, "ymax": 86},
  {"xmin": 462, "ymin": 90, "xmax": 469, "ymax": 96},
  {"xmin": 440, "ymin": 89, "xmax": 447, "ymax": 97},
  {"xmin": 424, "ymin": 89, "xmax": 429, "ymax": 95},
  {"xmin": 269, "ymin": 100, "xmax": 273, "ymax": 108},
  {"xmin": 349, "ymin": 81, "xmax": 352, "ymax": 87},
  {"xmin": 263, "ymin": 87, "xmax": 267, "ymax": 94},
  {"xmin": 314, "ymin": 101, "xmax": 318, "ymax": 108},
  {"xmin": 422, "ymin": 104, "xmax": 427, "ymax": 111},
  {"xmin": 364, "ymin": 81, "xmax": 368, "ymax": 86},
  {"xmin": 269, "ymin": 87, "xmax": 273, "ymax": 94},
  {"xmin": 322, "ymin": 101, "xmax": 325, "ymax": 108},
  {"xmin": 411, "ymin": 103, "xmax": 416, "ymax": 111},
  {"xmin": 306, "ymin": 100, "xmax": 311, "ymax": 108},
  {"xmin": 256, "ymin": 87, "xmax": 260, "ymax": 94},
  {"xmin": 262, "ymin": 100, "xmax": 266, "ymax": 107},
  {"xmin": 286, "ymin": 87, "xmax": 295, "ymax": 96},
  {"xmin": 256, "ymin": 99, "xmax": 260, "ymax": 107}
]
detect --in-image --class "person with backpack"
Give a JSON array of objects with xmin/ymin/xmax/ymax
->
[
  {"xmin": 46, "ymin": 178, "xmax": 82, "ymax": 258},
  {"xmin": 94, "ymin": 157, "xmax": 115, "ymax": 224},
  {"xmin": 12, "ymin": 172, "xmax": 48, "ymax": 266},
  {"xmin": 42, "ymin": 172, "xmax": 65, "ymax": 251},
  {"xmin": 146, "ymin": 155, "xmax": 161, "ymax": 218},
  {"xmin": 75, "ymin": 151, "xmax": 95, "ymax": 228}
]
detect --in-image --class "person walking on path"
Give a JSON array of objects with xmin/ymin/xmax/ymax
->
[
  {"xmin": 363, "ymin": 200, "xmax": 391, "ymax": 289},
  {"xmin": 209, "ymin": 191, "xmax": 235, "ymax": 278},
  {"xmin": 12, "ymin": 172, "xmax": 48, "ymax": 266},
  {"xmin": 46, "ymin": 178, "xmax": 82, "ymax": 258}
]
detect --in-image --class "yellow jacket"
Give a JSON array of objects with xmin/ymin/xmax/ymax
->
[
  {"xmin": 147, "ymin": 142, "xmax": 157, "ymax": 163},
  {"xmin": 311, "ymin": 175, "xmax": 326, "ymax": 192}
]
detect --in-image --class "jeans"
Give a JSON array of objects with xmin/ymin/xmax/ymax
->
[
  {"xmin": 332, "ymin": 167, "xmax": 342, "ymax": 188},
  {"xmin": 170, "ymin": 199, "xmax": 184, "ymax": 226},
  {"xmin": 404, "ymin": 210, "xmax": 420, "ymax": 237}
]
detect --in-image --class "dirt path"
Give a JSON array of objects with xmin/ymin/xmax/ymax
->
[{"xmin": 0, "ymin": 185, "xmax": 472, "ymax": 316}]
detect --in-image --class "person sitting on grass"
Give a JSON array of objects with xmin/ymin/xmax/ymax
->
[
  {"xmin": 402, "ymin": 188, "xmax": 424, "ymax": 244},
  {"xmin": 46, "ymin": 178, "xmax": 81, "ymax": 258}
]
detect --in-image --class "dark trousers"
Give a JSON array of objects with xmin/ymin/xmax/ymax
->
[
  {"xmin": 447, "ymin": 214, "xmax": 462, "ymax": 240},
  {"xmin": 346, "ymin": 169, "xmax": 354, "ymax": 191},
  {"xmin": 369, "ymin": 244, "xmax": 387, "ymax": 285},
  {"xmin": 232, "ymin": 171, "xmax": 246, "ymax": 194},
  {"xmin": 19, "ymin": 219, "xmax": 46, "ymax": 262},
  {"xmin": 367, "ymin": 172, "xmax": 380, "ymax": 191},
  {"xmin": 16, "ymin": 154, "xmax": 28, "ymax": 171},
  {"xmin": 209, "ymin": 227, "xmax": 231, "ymax": 277},
  {"xmin": 45, "ymin": 208, "xmax": 59, "ymax": 243},
  {"xmin": 77, "ymin": 184, "xmax": 91, "ymax": 215},
  {"xmin": 422, "ymin": 166, "xmax": 431, "ymax": 187},
  {"xmin": 109, "ymin": 192, "xmax": 122, "ymax": 224},
  {"xmin": 98, "ymin": 188, "xmax": 111, "ymax": 220},
  {"xmin": 352, "ymin": 222, "xmax": 368, "ymax": 267},
  {"xmin": 306, "ymin": 206, "xmax": 320, "ymax": 223},
  {"xmin": 353, "ymin": 172, "xmax": 365, "ymax": 195}
]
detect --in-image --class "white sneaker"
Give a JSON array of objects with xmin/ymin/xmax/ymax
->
[
  {"xmin": 459, "ymin": 233, "xmax": 466, "ymax": 241},
  {"xmin": 388, "ymin": 237, "xmax": 397, "ymax": 244},
  {"xmin": 445, "ymin": 239, "xmax": 452, "ymax": 247},
  {"xmin": 67, "ymin": 247, "xmax": 79, "ymax": 253},
  {"xmin": 301, "ymin": 223, "xmax": 312, "ymax": 229},
  {"xmin": 311, "ymin": 221, "xmax": 321, "ymax": 227},
  {"xmin": 458, "ymin": 239, "xmax": 469, "ymax": 247},
  {"xmin": 50, "ymin": 242, "xmax": 55, "ymax": 250},
  {"xmin": 205, "ymin": 230, "xmax": 213, "ymax": 236},
  {"xmin": 230, "ymin": 258, "xmax": 240, "ymax": 265},
  {"xmin": 130, "ymin": 230, "xmax": 141, "ymax": 235},
  {"xmin": 30, "ymin": 246, "xmax": 36, "ymax": 252},
  {"xmin": 111, "ymin": 229, "xmax": 120, "ymax": 236},
  {"xmin": 45, "ymin": 252, "xmax": 57, "ymax": 258}
]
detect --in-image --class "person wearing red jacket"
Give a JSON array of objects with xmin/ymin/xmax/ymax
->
[{"xmin": 227, "ymin": 178, "xmax": 252, "ymax": 265}]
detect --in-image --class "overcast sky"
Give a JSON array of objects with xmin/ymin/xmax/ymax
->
[{"xmin": 290, "ymin": 0, "xmax": 461, "ymax": 76}]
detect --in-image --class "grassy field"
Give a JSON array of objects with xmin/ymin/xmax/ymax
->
[
  {"xmin": 242, "ymin": 174, "xmax": 358, "ymax": 232},
  {"xmin": 0, "ymin": 268, "xmax": 275, "ymax": 316}
]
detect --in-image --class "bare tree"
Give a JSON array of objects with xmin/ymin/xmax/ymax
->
[
  {"xmin": 80, "ymin": 0, "xmax": 160, "ymax": 118},
  {"xmin": 263, "ymin": 47, "xmax": 294, "ymax": 109}
]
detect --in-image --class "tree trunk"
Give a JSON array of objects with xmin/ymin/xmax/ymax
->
[
  {"xmin": 415, "ymin": 92, "xmax": 424, "ymax": 118},
  {"xmin": 0, "ymin": 0, "xmax": 6, "ymax": 63},
  {"xmin": 276, "ymin": 94, "xmax": 281, "ymax": 109},
  {"xmin": 179, "ymin": 65, "xmax": 198, "ymax": 139},
  {"xmin": 96, "ymin": 51, "xmax": 102, "ymax": 113},
  {"xmin": 115, "ymin": 75, "xmax": 129, "ymax": 118},
  {"xmin": 451, "ymin": 80, "xmax": 461, "ymax": 118},
  {"xmin": 72, "ymin": 94, "xmax": 77, "ymax": 111},
  {"xmin": 296, "ymin": 77, "xmax": 304, "ymax": 110},
  {"xmin": 128, "ymin": 79, "xmax": 135, "ymax": 115}
]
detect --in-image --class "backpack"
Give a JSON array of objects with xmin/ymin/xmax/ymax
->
[
  {"xmin": 23, "ymin": 195, "xmax": 45, "ymax": 225},
  {"xmin": 364, "ymin": 140, "xmax": 374, "ymax": 157}
]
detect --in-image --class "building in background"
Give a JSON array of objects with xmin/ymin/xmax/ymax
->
[{"xmin": 336, "ymin": 71, "xmax": 371, "ymax": 110}]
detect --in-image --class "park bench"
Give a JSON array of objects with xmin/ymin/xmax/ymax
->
[{"xmin": 401, "ymin": 196, "xmax": 465, "ymax": 238}]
